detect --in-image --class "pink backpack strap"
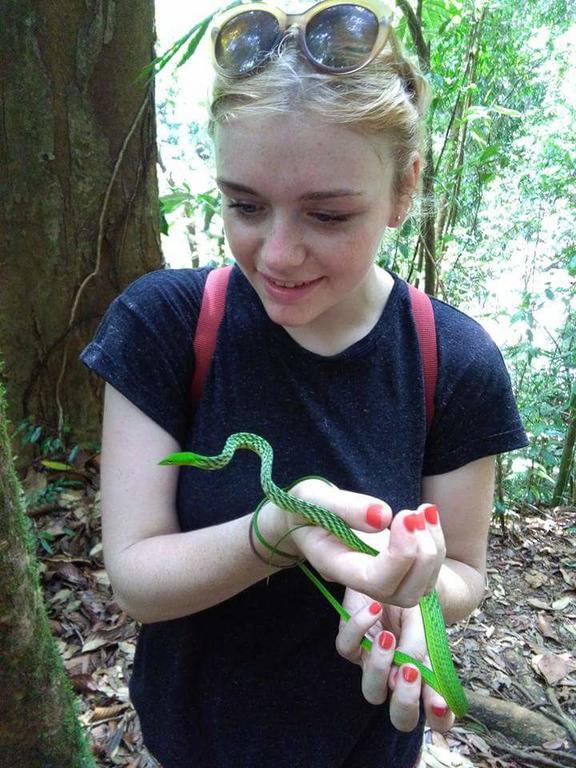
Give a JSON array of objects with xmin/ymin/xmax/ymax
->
[
  {"xmin": 407, "ymin": 282, "xmax": 438, "ymax": 429},
  {"xmin": 190, "ymin": 265, "xmax": 233, "ymax": 405}
]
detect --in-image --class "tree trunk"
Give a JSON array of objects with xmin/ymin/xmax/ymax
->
[
  {"xmin": 552, "ymin": 387, "xmax": 576, "ymax": 506},
  {"xmin": 0, "ymin": 0, "xmax": 162, "ymax": 444},
  {"xmin": 0, "ymin": 381, "xmax": 96, "ymax": 767},
  {"xmin": 396, "ymin": 0, "xmax": 437, "ymax": 295}
]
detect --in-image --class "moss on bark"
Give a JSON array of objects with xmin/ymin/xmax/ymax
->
[{"xmin": 0, "ymin": 380, "xmax": 96, "ymax": 767}]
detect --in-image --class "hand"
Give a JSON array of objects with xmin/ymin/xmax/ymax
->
[
  {"xmin": 335, "ymin": 589, "xmax": 455, "ymax": 732},
  {"xmin": 260, "ymin": 479, "xmax": 446, "ymax": 608}
]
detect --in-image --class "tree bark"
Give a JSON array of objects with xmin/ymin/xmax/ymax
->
[
  {"xmin": 0, "ymin": 380, "xmax": 96, "ymax": 767},
  {"xmin": 396, "ymin": 0, "xmax": 437, "ymax": 295},
  {"xmin": 552, "ymin": 388, "xmax": 576, "ymax": 506},
  {"xmin": 0, "ymin": 0, "xmax": 162, "ymax": 444},
  {"xmin": 466, "ymin": 691, "xmax": 570, "ymax": 748}
]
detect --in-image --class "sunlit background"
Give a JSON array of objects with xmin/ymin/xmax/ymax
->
[{"xmin": 154, "ymin": 1, "xmax": 576, "ymax": 356}]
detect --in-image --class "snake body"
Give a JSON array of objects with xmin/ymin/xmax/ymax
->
[{"xmin": 160, "ymin": 432, "xmax": 468, "ymax": 717}]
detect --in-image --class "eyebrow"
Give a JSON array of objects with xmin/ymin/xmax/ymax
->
[{"xmin": 216, "ymin": 178, "xmax": 365, "ymax": 201}]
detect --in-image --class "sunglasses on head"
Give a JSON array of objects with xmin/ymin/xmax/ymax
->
[{"xmin": 210, "ymin": 0, "xmax": 395, "ymax": 78}]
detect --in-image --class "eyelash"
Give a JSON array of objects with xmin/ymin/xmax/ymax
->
[{"xmin": 226, "ymin": 201, "xmax": 351, "ymax": 224}]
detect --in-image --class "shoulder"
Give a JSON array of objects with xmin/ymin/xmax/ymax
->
[
  {"xmin": 116, "ymin": 266, "xmax": 212, "ymax": 325},
  {"xmin": 430, "ymin": 296, "xmax": 507, "ymax": 385}
]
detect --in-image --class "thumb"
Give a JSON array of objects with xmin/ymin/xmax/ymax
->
[{"xmin": 287, "ymin": 478, "xmax": 393, "ymax": 535}]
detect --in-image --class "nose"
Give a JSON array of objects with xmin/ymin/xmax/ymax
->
[{"xmin": 260, "ymin": 215, "xmax": 306, "ymax": 272}]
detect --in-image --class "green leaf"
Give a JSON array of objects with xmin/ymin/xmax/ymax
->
[
  {"xmin": 30, "ymin": 426, "xmax": 43, "ymax": 444},
  {"xmin": 477, "ymin": 144, "xmax": 501, "ymax": 164},
  {"xmin": 41, "ymin": 460, "xmax": 74, "ymax": 472},
  {"xmin": 490, "ymin": 105, "xmax": 523, "ymax": 118},
  {"xmin": 177, "ymin": 16, "xmax": 213, "ymax": 69}
]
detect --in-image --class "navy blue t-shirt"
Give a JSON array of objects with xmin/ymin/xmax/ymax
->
[{"xmin": 81, "ymin": 265, "xmax": 528, "ymax": 768}]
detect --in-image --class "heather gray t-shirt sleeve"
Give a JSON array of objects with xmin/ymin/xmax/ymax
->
[
  {"xmin": 423, "ymin": 298, "xmax": 527, "ymax": 475},
  {"xmin": 80, "ymin": 267, "xmax": 209, "ymax": 445}
]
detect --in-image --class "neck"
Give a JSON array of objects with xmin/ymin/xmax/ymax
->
[{"xmin": 283, "ymin": 266, "xmax": 394, "ymax": 356}]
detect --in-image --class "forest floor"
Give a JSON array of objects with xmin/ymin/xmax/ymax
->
[{"xmin": 26, "ymin": 458, "xmax": 576, "ymax": 768}]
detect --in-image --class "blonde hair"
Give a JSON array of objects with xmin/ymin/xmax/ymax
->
[{"xmin": 207, "ymin": 28, "xmax": 431, "ymax": 202}]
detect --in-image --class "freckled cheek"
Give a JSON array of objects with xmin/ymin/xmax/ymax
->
[{"xmin": 223, "ymin": 220, "xmax": 257, "ymax": 261}]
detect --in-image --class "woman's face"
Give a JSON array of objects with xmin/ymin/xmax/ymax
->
[{"xmin": 214, "ymin": 112, "xmax": 401, "ymax": 330}]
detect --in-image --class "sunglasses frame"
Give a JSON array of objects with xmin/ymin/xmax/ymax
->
[{"xmin": 209, "ymin": 0, "xmax": 395, "ymax": 77}]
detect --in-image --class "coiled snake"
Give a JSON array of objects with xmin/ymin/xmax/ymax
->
[{"xmin": 160, "ymin": 432, "xmax": 468, "ymax": 717}]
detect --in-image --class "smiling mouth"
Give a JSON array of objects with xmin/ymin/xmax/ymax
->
[{"xmin": 265, "ymin": 276, "xmax": 322, "ymax": 289}]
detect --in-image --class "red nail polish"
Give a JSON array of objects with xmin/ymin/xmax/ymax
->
[
  {"xmin": 414, "ymin": 511, "xmax": 426, "ymax": 530},
  {"xmin": 403, "ymin": 514, "xmax": 417, "ymax": 533},
  {"xmin": 369, "ymin": 602, "xmax": 382, "ymax": 615},
  {"xmin": 378, "ymin": 631, "xmax": 394, "ymax": 650},
  {"xmin": 425, "ymin": 505, "xmax": 439, "ymax": 525},
  {"xmin": 431, "ymin": 704, "xmax": 449, "ymax": 717},
  {"xmin": 366, "ymin": 503, "xmax": 384, "ymax": 529},
  {"xmin": 402, "ymin": 666, "xmax": 419, "ymax": 683}
]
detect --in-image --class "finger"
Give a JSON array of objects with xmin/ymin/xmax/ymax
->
[
  {"xmin": 419, "ymin": 503, "xmax": 447, "ymax": 593},
  {"xmin": 289, "ymin": 479, "xmax": 393, "ymax": 534},
  {"xmin": 389, "ymin": 664, "xmax": 422, "ymax": 732},
  {"xmin": 336, "ymin": 601, "xmax": 382, "ymax": 663},
  {"xmin": 361, "ymin": 630, "xmax": 396, "ymax": 705},
  {"xmin": 422, "ymin": 685, "xmax": 455, "ymax": 732},
  {"xmin": 386, "ymin": 507, "xmax": 443, "ymax": 605}
]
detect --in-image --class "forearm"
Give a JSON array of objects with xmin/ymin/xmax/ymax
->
[
  {"xmin": 435, "ymin": 558, "xmax": 486, "ymax": 625},
  {"xmin": 106, "ymin": 512, "xmax": 288, "ymax": 623}
]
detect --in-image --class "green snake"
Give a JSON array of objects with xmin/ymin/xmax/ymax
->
[{"xmin": 159, "ymin": 432, "xmax": 468, "ymax": 717}]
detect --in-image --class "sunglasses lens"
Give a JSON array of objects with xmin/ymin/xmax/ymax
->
[
  {"xmin": 306, "ymin": 4, "xmax": 380, "ymax": 70},
  {"xmin": 215, "ymin": 11, "xmax": 282, "ymax": 75}
]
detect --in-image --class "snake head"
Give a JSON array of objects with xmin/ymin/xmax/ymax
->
[{"xmin": 158, "ymin": 451, "xmax": 203, "ymax": 466}]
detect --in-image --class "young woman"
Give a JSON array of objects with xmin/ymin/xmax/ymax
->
[{"xmin": 81, "ymin": 2, "xmax": 528, "ymax": 766}]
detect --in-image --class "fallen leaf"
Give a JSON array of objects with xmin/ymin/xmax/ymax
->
[
  {"xmin": 551, "ymin": 595, "xmax": 573, "ymax": 610},
  {"xmin": 542, "ymin": 739, "xmax": 567, "ymax": 749},
  {"xmin": 531, "ymin": 653, "xmax": 576, "ymax": 685},
  {"xmin": 82, "ymin": 632, "xmax": 114, "ymax": 653},
  {"xmin": 70, "ymin": 673, "xmax": 100, "ymax": 694},
  {"xmin": 421, "ymin": 744, "xmax": 475, "ymax": 767},
  {"xmin": 523, "ymin": 571, "xmax": 549, "ymax": 588},
  {"xmin": 537, "ymin": 613, "xmax": 559, "ymax": 641},
  {"xmin": 91, "ymin": 704, "xmax": 129, "ymax": 722},
  {"xmin": 527, "ymin": 598, "xmax": 550, "ymax": 610},
  {"xmin": 560, "ymin": 568, "xmax": 576, "ymax": 588}
]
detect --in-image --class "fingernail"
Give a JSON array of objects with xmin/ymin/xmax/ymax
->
[
  {"xmin": 402, "ymin": 665, "xmax": 419, "ymax": 683},
  {"xmin": 369, "ymin": 602, "xmax": 382, "ymax": 615},
  {"xmin": 414, "ymin": 511, "xmax": 426, "ymax": 530},
  {"xmin": 425, "ymin": 505, "xmax": 439, "ymax": 525},
  {"xmin": 432, "ymin": 704, "xmax": 449, "ymax": 717},
  {"xmin": 378, "ymin": 630, "xmax": 395, "ymax": 650},
  {"xmin": 366, "ymin": 503, "xmax": 384, "ymax": 529},
  {"xmin": 403, "ymin": 514, "xmax": 417, "ymax": 533}
]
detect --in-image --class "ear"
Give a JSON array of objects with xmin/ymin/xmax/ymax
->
[{"xmin": 388, "ymin": 153, "xmax": 421, "ymax": 228}]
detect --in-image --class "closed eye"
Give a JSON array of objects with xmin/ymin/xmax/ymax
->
[
  {"xmin": 226, "ymin": 201, "xmax": 351, "ymax": 224},
  {"xmin": 226, "ymin": 202, "xmax": 262, "ymax": 216}
]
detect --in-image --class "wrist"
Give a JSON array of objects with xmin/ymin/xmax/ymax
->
[
  {"xmin": 258, "ymin": 501, "xmax": 299, "ymax": 557},
  {"xmin": 250, "ymin": 501, "xmax": 302, "ymax": 567}
]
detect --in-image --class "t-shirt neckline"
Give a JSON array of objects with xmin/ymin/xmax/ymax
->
[{"xmin": 234, "ymin": 265, "xmax": 404, "ymax": 363}]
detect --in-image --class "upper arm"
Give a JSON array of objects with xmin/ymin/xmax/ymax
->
[
  {"xmin": 100, "ymin": 383, "xmax": 182, "ymax": 579},
  {"xmin": 422, "ymin": 455, "xmax": 496, "ymax": 576}
]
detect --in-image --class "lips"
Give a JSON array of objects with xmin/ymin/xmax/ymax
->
[
  {"xmin": 259, "ymin": 272, "xmax": 324, "ymax": 303},
  {"xmin": 270, "ymin": 278, "xmax": 314, "ymax": 288},
  {"xmin": 262, "ymin": 274, "xmax": 321, "ymax": 289}
]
